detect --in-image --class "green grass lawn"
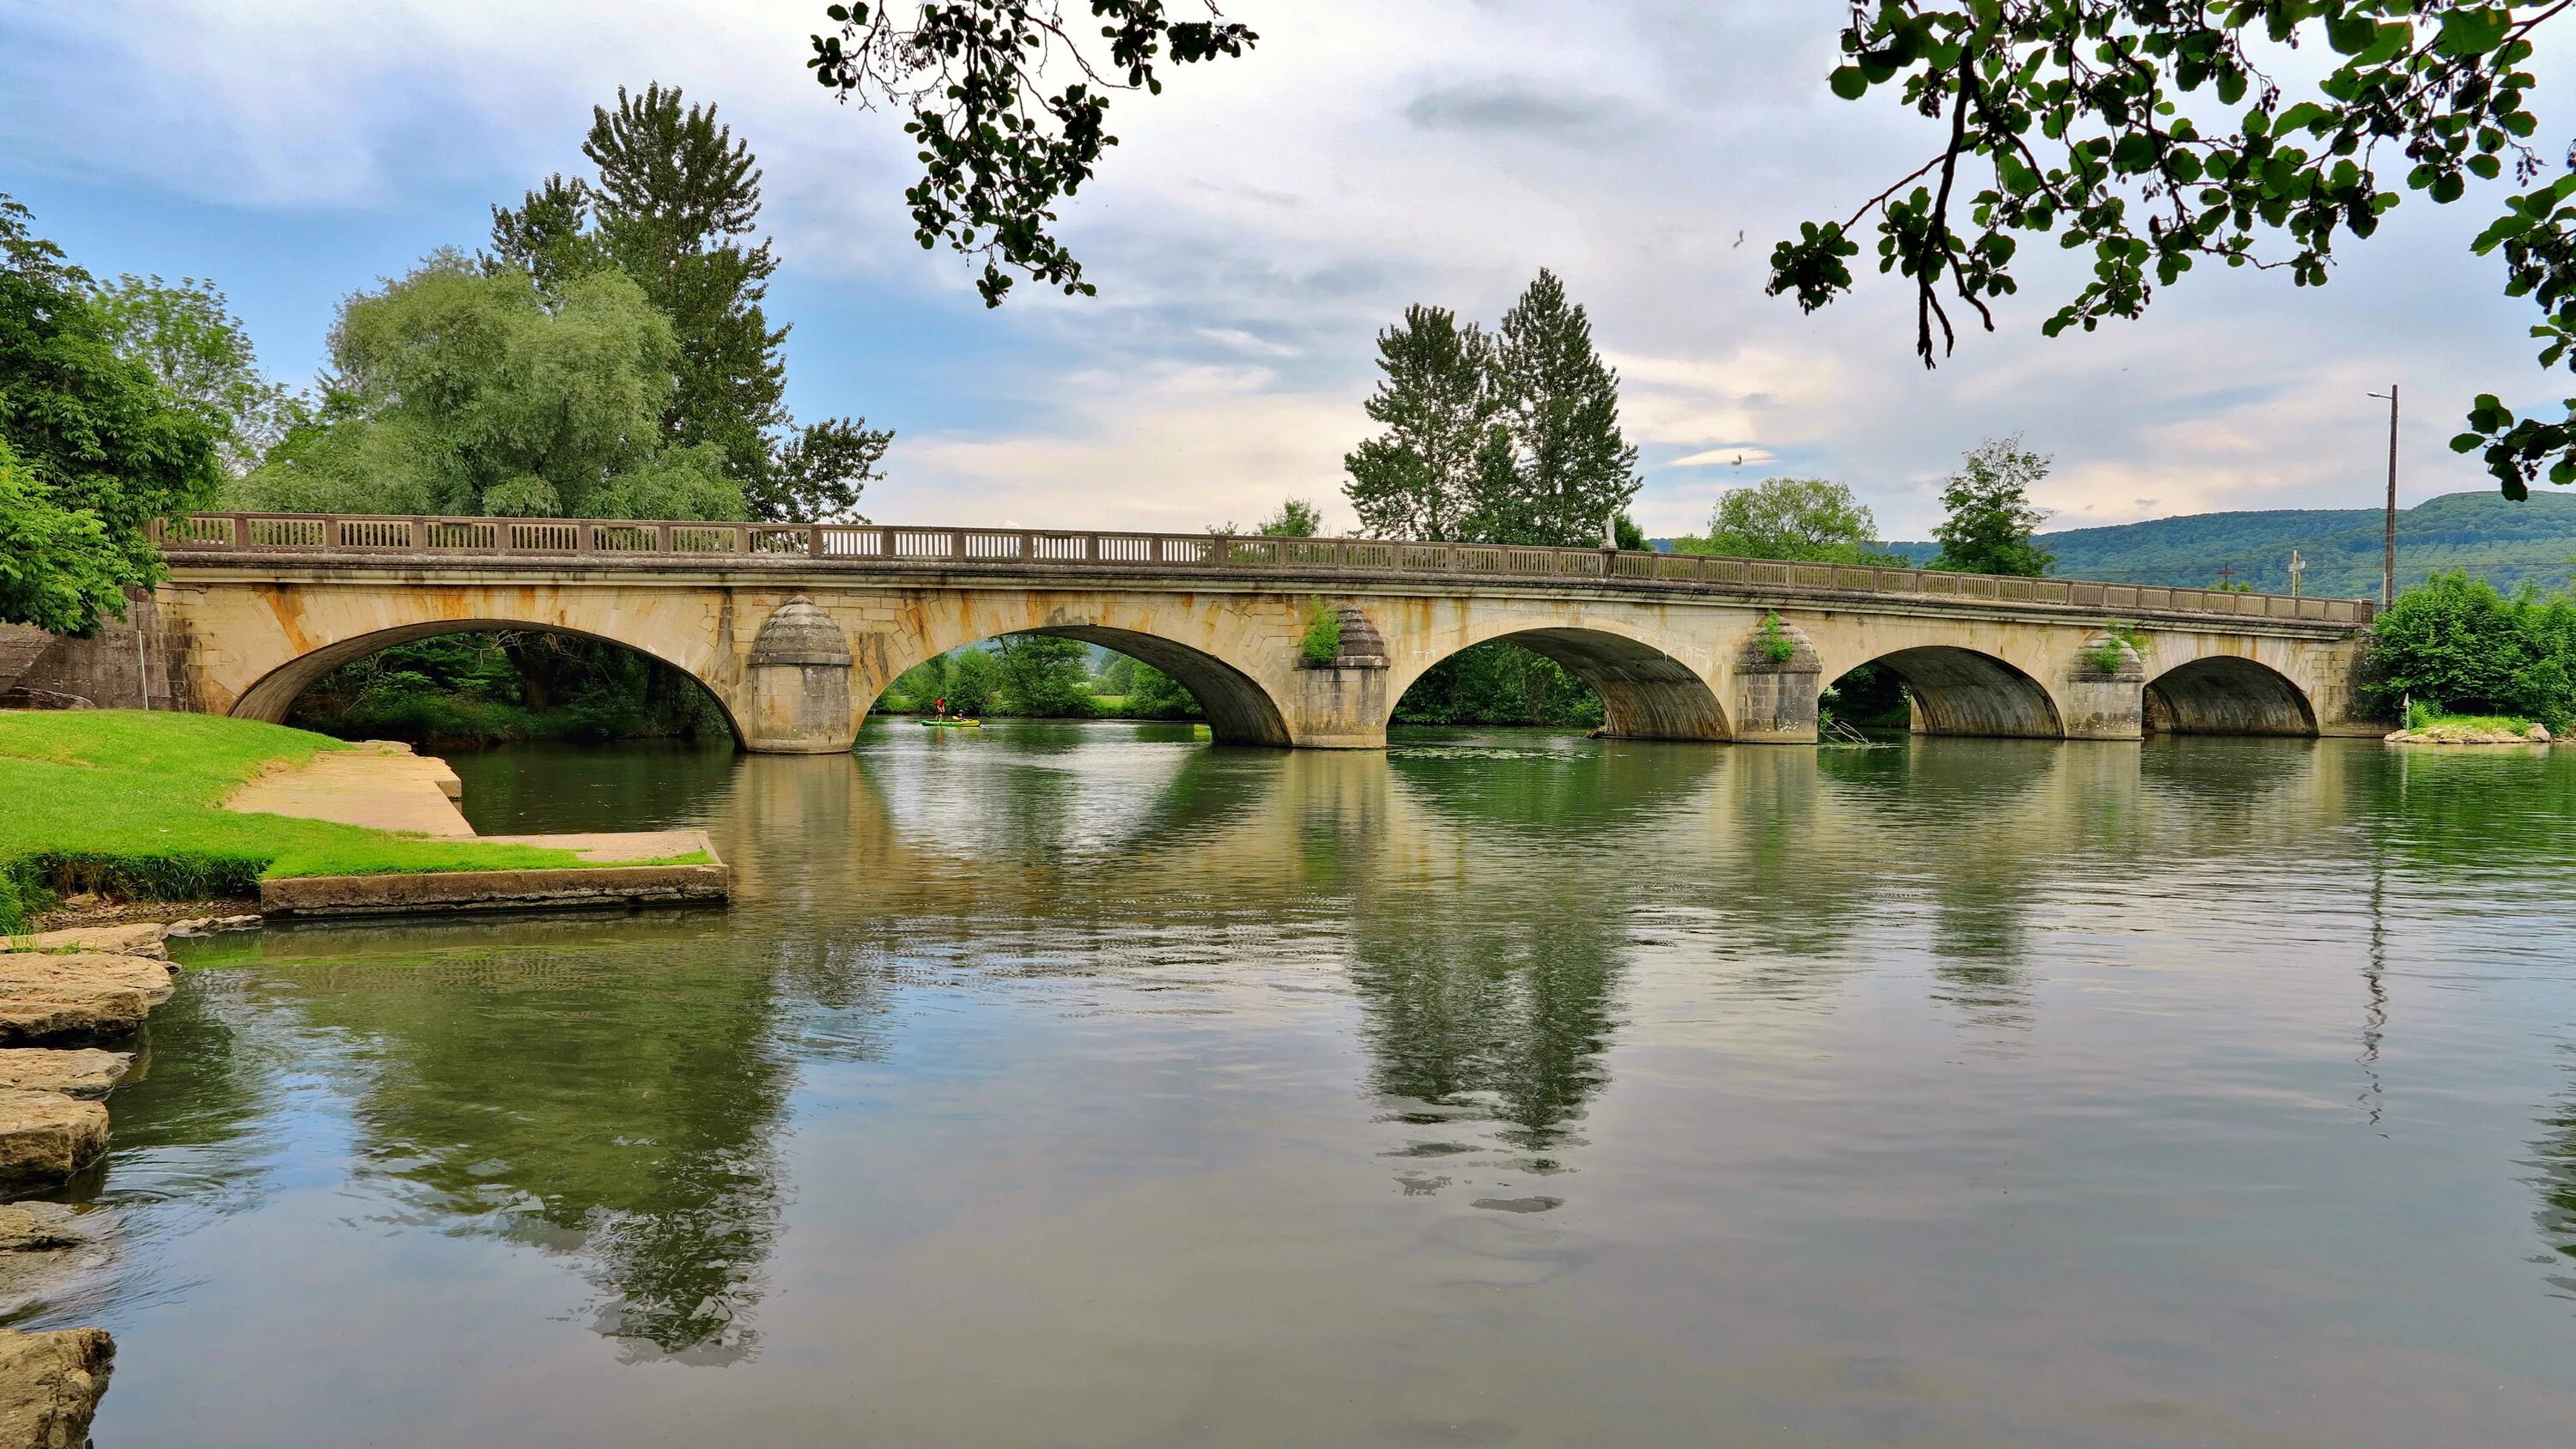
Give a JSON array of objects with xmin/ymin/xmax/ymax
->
[{"xmin": 1, "ymin": 711, "xmax": 696, "ymax": 930}]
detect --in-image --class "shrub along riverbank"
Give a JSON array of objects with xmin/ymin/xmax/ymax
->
[
  {"xmin": 2364, "ymin": 571, "xmax": 2576, "ymax": 733},
  {"xmin": 0, "ymin": 712, "xmax": 627, "ymax": 931}
]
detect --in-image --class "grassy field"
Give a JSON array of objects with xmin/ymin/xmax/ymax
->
[{"xmin": 0, "ymin": 711, "xmax": 674, "ymax": 931}]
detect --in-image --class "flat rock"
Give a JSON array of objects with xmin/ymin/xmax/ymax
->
[
  {"xmin": 0, "ymin": 1327, "xmax": 112, "ymax": 1449},
  {"xmin": 0, "ymin": 1052, "xmax": 130, "ymax": 1101},
  {"xmin": 0, "ymin": 925, "xmax": 167, "ymax": 961},
  {"xmin": 2385, "ymin": 722, "xmax": 2554, "ymax": 745},
  {"xmin": 0, "ymin": 1207, "xmax": 82, "ymax": 1255},
  {"xmin": 0, "ymin": 995, "xmax": 147, "ymax": 1052},
  {"xmin": 0, "ymin": 1094, "xmax": 107, "ymax": 1192},
  {"xmin": 163, "ymin": 915, "xmax": 260, "ymax": 938},
  {"xmin": 0, "ymin": 956, "xmax": 174, "ymax": 1008}
]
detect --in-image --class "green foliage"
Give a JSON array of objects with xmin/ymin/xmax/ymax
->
[
  {"xmin": 1674, "ymin": 476, "xmax": 1907, "ymax": 564},
  {"xmin": 1344, "ymin": 304, "xmax": 1501, "ymax": 542},
  {"xmin": 1259, "ymin": 498, "xmax": 1322, "ymax": 537},
  {"xmin": 2362, "ymin": 570, "xmax": 2576, "ymax": 731},
  {"xmin": 1345, "ymin": 272, "xmax": 1641, "ymax": 548},
  {"xmin": 0, "ymin": 712, "xmax": 647, "ymax": 930},
  {"xmin": 0, "ymin": 437, "xmax": 130, "ymax": 634},
  {"xmin": 92, "ymin": 272, "xmax": 302, "ymax": 475},
  {"xmin": 286, "ymin": 632, "xmax": 731, "ymax": 747},
  {"xmin": 1931, "ymin": 436, "xmax": 2055, "ymax": 577},
  {"xmin": 1301, "ymin": 600, "xmax": 1344, "ymax": 665},
  {"xmin": 2086, "ymin": 619, "xmax": 2150, "ymax": 675},
  {"xmin": 0, "ymin": 194, "xmax": 224, "ymax": 633},
  {"xmin": 945, "ymin": 647, "xmax": 1000, "ymax": 717},
  {"xmin": 1757, "ymin": 611, "xmax": 1799, "ymax": 665},
  {"xmin": 490, "ymin": 84, "xmax": 890, "ymax": 521},
  {"xmin": 1119, "ymin": 658, "xmax": 1202, "ymax": 719},
  {"xmin": 1775, "ymin": 2, "xmax": 2571, "ymax": 498},
  {"xmin": 1820, "ymin": 664, "xmax": 1911, "ymax": 731},
  {"xmin": 992, "ymin": 634, "xmax": 1095, "ymax": 717},
  {"xmin": 807, "ymin": 3, "xmax": 1259, "ymax": 306},
  {"xmin": 1471, "ymin": 270, "xmax": 1641, "ymax": 547},
  {"xmin": 1085, "ymin": 652, "xmax": 1203, "ymax": 719},
  {"xmin": 1393, "ymin": 642, "xmax": 1603, "ymax": 728},
  {"xmin": 236, "ymin": 254, "xmax": 743, "ymax": 521},
  {"xmin": 1887, "ymin": 489, "xmax": 2576, "ymax": 597}
]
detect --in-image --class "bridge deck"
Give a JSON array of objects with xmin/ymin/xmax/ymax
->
[{"xmin": 155, "ymin": 513, "xmax": 2372, "ymax": 630}]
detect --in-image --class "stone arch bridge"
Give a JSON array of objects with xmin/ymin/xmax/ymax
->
[{"xmin": 74, "ymin": 513, "xmax": 2379, "ymax": 752}]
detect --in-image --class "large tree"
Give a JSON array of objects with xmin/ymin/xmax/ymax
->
[
  {"xmin": 92, "ymin": 274, "xmax": 301, "ymax": 476},
  {"xmin": 236, "ymin": 253, "xmax": 742, "ymax": 521},
  {"xmin": 0, "ymin": 196, "xmax": 224, "ymax": 633},
  {"xmin": 1343, "ymin": 306, "xmax": 1509, "ymax": 542},
  {"xmin": 1930, "ymin": 435, "xmax": 2056, "ymax": 576},
  {"xmin": 1474, "ymin": 270, "xmax": 1642, "ymax": 548},
  {"xmin": 492, "ymin": 84, "xmax": 890, "ymax": 521},
  {"xmin": 1769, "ymin": 1, "xmax": 2573, "ymax": 499},
  {"xmin": 1679, "ymin": 476, "xmax": 1908, "ymax": 564}
]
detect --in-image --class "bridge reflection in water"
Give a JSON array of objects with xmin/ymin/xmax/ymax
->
[{"xmin": 95, "ymin": 725, "xmax": 2576, "ymax": 1449}]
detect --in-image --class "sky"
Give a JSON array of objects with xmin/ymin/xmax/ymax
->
[{"xmin": 2, "ymin": 0, "xmax": 2566, "ymax": 540}]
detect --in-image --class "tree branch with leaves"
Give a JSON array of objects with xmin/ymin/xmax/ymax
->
[
  {"xmin": 808, "ymin": 2, "xmax": 1257, "ymax": 306},
  {"xmin": 1772, "ymin": 1, "xmax": 2575, "ymax": 496}
]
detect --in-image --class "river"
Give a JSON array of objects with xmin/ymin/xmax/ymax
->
[{"xmin": 27, "ymin": 721, "xmax": 2576, "ymax": 1446}]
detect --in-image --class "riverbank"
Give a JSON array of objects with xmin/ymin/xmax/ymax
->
[
  {"xmin": 0, "ymin": 712, "xmax": 720, "ymax": 931},
  {"xmin": 0, "ymin": 912, "xmax": 223, "ymax": 1442}
]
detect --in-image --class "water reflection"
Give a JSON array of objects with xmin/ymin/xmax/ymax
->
[{"xmin": 59, "ymin": 724, "xmax": 2576, "ymax": 1446}]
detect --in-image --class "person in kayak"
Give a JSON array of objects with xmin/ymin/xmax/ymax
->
[{"xmin": 933, "ymin": 696, "xmax": 948, "ymax": 720}]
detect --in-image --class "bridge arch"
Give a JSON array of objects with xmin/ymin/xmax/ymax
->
[
  {"xmin": 871, "ymin": 596, "xmax": 1301, "ymax": 747},
  {"xmin": 228, "ymin": 616, "xmax": 748, "ymax": 743},
  {"xmin": 2144, "ymin": 655, "xmax": 2318, "ymax": 737},
  {"xmin": 1843, "ymin": 645, "xmax": 2065, "ymax": 739},
  {"xmin": 1383, "ymin": 616, "xmax": 1730, "ymax": 740}
]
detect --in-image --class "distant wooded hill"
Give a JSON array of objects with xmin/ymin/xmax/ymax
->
[{"xmin": 1866, "ymin": 490, "xmax": 2576, "ymax": 597}]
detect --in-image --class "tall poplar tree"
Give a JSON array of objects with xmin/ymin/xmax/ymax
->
[
  {"xmin": 491, "ymin": 84, "xmax": 890, "ymax": 521},
  {"xmin": 1342, "ymin": 306, "xmax": 1509, "ymax": 542},
  {"xmin": 1475, "ymin": 270, "xmax": 1640, "ymax": 548}
]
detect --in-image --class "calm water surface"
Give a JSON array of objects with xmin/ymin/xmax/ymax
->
[{"xmin": 23, "ymin": 722, "xmax": 2576, "ymax": 1446}]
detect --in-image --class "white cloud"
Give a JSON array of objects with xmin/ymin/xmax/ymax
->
[{"xmin": 3, "ymin": 0, "xmax": 2562, "ymax": 545}]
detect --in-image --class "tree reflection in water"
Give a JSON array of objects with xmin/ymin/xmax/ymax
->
[{"xmin": 288, "ymin": 945, "xmax": 799, "ymax": 1363}]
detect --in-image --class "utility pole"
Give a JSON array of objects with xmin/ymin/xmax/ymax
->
[
  {"xmin": 2216, "ymin": 562, "xmax": 2237, "ymax": 590},
  {"xmin": 2366, "ymin": 384, "xmax": 2399, "ymax": 608}
]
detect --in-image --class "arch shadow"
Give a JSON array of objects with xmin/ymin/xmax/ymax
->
[
  {"xmin": 1396, "ymin": 626, "xmax": 1730, "ymax": 741},
  {"xmin": 2145, "ymin": 656, "xmax": 2319, "ymax": 737},
  {"xmin": 1858, "ymin": 646, "xmax": 2063, "ymax": 739},
  {"xmin": 228, "ymin": 618, "xmax": 746, "ymax": 745}
]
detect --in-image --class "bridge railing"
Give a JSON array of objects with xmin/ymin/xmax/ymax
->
[{"xmin": 154, "ymin": 512, "xmax": 2375, "ymax": 625}]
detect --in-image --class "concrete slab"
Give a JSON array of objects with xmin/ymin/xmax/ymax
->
[
  {"xmin": 261, "ymin": 861, "xmax": 728, "ymax": 917},
  {"xmin": 222, "ymin": 744, "xmax": 471, "ymax": 837},
  {"xmin": 476, "ymin": 830, "xmax": 716, "ymax": 864}
]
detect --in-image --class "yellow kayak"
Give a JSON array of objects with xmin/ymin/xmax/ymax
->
[{"xmin": 920, "ymin": 718, "xmax": 981, "ymax": 728}]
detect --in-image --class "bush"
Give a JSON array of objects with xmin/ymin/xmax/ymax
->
[
  {"xmin": 2362, "ymin": 571, "xmax": 2576, "ymax": 731},
  {"xmin": 1302, "ymin": 600, "xmax": 1344, "ymax": 665}
]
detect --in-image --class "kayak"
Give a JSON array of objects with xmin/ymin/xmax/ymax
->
[{"xmin": 920, "ymin": 718, "xmax": 981, "ymax": 728}]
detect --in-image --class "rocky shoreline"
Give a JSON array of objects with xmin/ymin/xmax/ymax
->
[{"xmin": 0, "ymin": 915, "xmax": 245, "ymax": 1446}]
